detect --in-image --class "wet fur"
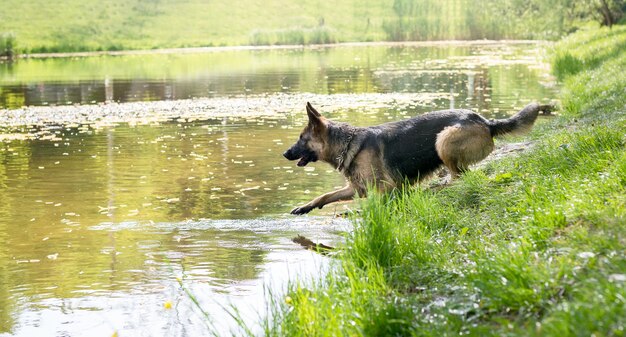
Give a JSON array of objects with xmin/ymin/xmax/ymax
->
[{"xmin": 284, "ymin": 102, "xmax": 553, "ymax": 215}]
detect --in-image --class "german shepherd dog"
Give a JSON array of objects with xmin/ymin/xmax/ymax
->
[{"xmin": 283, "ymin": 102, "xmax": 553, "ymax": 215}]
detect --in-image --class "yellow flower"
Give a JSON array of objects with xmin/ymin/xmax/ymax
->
[{"xmin": 164, "ymin": 301, "xmax": 173, "ymax": 309}]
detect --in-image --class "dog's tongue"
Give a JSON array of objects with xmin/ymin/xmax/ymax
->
[{"xmin": 297, "ymin": 158, "xmax": 307, "ymax": 167}]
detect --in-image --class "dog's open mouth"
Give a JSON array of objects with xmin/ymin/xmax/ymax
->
[
  {"xmin": 297, "ymin": 153, "xmax": 317, "ymax": 167},
  {"xmin": 284, "ymin": 146, "xmax": 318, "ymax": 167},
  {"xmin": 297, "ymin": 157, "xmax": 311, "ymax": 167}
]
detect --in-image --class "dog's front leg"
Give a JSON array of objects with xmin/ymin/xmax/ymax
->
[{"xmin": 291, "ymin": 185, "xmax": 355, "ymax": 215}]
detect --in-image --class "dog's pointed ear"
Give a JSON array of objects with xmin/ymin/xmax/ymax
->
[
  {"xmin": 306, "ymin": 102, "xmax": 326, "ymax": 130},
  {"xmin": 306, "ymin": 102, "xmax": 321, "ymax": 119}
]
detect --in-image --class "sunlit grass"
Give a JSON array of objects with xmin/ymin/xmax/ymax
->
[
  {"xmin": 0, "ymin": 0, "xmax": 386, "ymax": 53},
  {"xmin": 0, "ymin": 0, "xmax": 597, "ymax": 53},
  {"xmin": 249, "ymin": 24, "xmax": 626, "ymax": 336},
  {"xmin": 551, "ymin": 24, "xmax": 626, "ymax": 81}
]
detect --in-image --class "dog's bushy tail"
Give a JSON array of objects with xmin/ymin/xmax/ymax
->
[{"xmin": 488, "ymin": 102, "xmax": 555, "ymax": 137}]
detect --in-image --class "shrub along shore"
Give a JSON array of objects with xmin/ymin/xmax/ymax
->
[{"xmin": 255, "ymin": 25, "xmax": 626, "ymax": 336}]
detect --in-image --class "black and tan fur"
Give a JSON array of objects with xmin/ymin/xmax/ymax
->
[{"xmin": 283, "ymin": 102, "xmax": 553, "ymax": 215}]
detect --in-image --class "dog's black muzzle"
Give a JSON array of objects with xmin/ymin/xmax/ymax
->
[
  {"xmin": 283, "ymin": 145, "xmax": 318, "ymax": 167},
  {"xmin": 283, "ymin": 148, "xmax": 299, "ymax": 161}
]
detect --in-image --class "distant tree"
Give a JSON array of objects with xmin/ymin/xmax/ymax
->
[
  {"xmin": 596, "ymin": 0, "xmax": 624, "ymax": 27},
  {"xmin": 574, "ymin": 0, "xmax": 624, "ymax": 27},
  {"xmin": 381, "ymin": 0, "xmax": 624, "ymax": 41}
]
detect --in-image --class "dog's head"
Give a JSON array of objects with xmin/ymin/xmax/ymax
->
[{"xmin": 283, "ymin": 102, "xmax": 327, "ymax": 167}]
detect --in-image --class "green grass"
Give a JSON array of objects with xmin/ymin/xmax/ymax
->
[
  {"xmin": 0, "ymin": 0, "xmax": 393, "ymax": 53},
  {"xmin": 251, "ymin": 25, "xmax": 626, "ymax": 336},
  {"xmin": 0, "ymin": 0, "xmax": 604, "ymax": 54},
  {"xmin": 551, "ymin": 24, "xmax": 626, "ymax": 80}
]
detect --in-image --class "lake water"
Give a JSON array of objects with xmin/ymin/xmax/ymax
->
[{"xmin": 0, "ymin": 42, "xmax": 556, "ymax": 336}]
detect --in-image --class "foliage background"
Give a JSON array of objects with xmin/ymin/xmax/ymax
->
[{"xmin": 0, "ymin": 0, "xmax": 624, "ymax": 53}]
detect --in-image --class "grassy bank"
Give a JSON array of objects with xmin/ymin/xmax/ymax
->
[
  {"xmin": 0, "ymin": 0, "xmax": 390, "ymax": 53},
  {"xmin": 256, "ymin": 25, "xmax": 626, "ymax": 336},
  {"xmin": 0, "ymin": 0, "xmax": 605, "ymax": 54}
]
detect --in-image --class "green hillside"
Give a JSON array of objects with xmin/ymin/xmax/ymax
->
[
  {"xmin": 0, "ymin": 0, "xmax": 395, "ymax": 52},
  {"xmin": 0, "ymin": 0, "xmax": 618, "ymax": 54}
]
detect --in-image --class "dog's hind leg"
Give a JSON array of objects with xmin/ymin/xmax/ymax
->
[
  {"xmin": 435, "ymin": 123, "xmax": 494, "ymax": 179},
  {"xmin": 291, "ymin": 184, "xmax": 355, "ymax": 215}
]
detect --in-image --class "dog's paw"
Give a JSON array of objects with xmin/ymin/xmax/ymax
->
[{"xmin": 291, "ymin": 205, "xmax": 313, "ymax": 215}]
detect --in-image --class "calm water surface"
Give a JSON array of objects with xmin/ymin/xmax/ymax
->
[{"xmin": 0, "ymin": 43, "xmax": 556, "ymax": 336}]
